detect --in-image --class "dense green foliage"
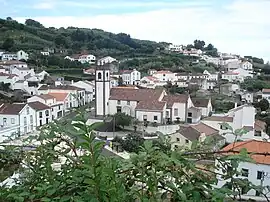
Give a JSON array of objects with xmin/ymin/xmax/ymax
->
[
  {"xmin": 240, "ymin": 78, "xmax": 270, "ymax": 92},
  {"xmin": 1, "ymin": 113, "xmax": 270, "ymax": 201},
  {"xmin": 0, "ymin": 18, "xmax": 163, "ymax": 57}
]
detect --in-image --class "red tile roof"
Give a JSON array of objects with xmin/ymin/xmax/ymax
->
[
  {"xmin": 155, "ymin": 70, "xmax": 173, "ymax": 74},
  {"xmin": 110, "ymin": 88, "xmax": 163, "ymax": 101},
  {"xmin": 203, "ymin": 116, "xmax": 233, "ymax": 122},
  {"xmin": 37, "ymin": 94, "xmax": 55, "ymax": 100},
  {"xmin": 136, "ymin": 100, "xmax": 166, "ymax": 111},
  {"xmin": 48, "ymin": 93, "xmax": 69, "ymax": 102},
  {"xmin": 262, "ymin": 89, "xmax": 270, "ymax": 93},
  {"xmin": 163, "ymin": 94, "xmax": 188, "ymax": 108},
  {"xmin": 191, "ymin": 123, "xmax": 219, "ymax": 136},
  {"xmin": 222, "ymin": 140, "xmax": 270, "ymax": 165},
  {"xmin": 0, "ymin": 103, "xmax": 26, "ymax": 115},
  {"xmin": 39, "ymin": 85, "xmax": 84, "ymax": 91},
  {"xmin": 28, "ymin": 101, "xmax": 50, "ymax": 111}
]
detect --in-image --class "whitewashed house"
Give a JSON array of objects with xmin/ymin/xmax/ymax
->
[
  {"xmin": 38, "ymin": 85, "xmax": 86, "ymax": 107},
  {"xmin": 0, "ymin": 72, "xmax": 19, "ymax": 88},
  {"xmin": 216, "ymin": 140, "xmax": 270, "ymax": 201},
  {"xmin": 1, "ymin": 52, "xmax": 17, "ymax": 61},
  {"xmin": 202, "ymin": 104, "xmax": 268, "ymax": 143},
  {"xmin": 221, "ymin": 68, "xmax": 253, "ymax": 83},
  {"xmin": 0, "ymin": 61, "xmax": 28, "ymax": 70},
  {"xmin": 203, "ymin": 70, "xmax": 219, "ymax": 81},
  {"xmin": 97, "ymin": 56, "xmax": 117, "ymax": 66},
  {"xmin": 121, "ymin": 69, "xmax": 141, "ymax": 85},
  {"xmin": 259, "ymin": 89, "xmax": 270, "ymax": 103},
  {"xmin": 192, "ymin": 98, "xmax": 213, "ymax": 117},
  {"xmin": 47, "ymin": 92, "xmax": 72, "ymax": 112},
  {"xmin": 78, "ymin": 54, "xmax": 96, "ymax": 64},
  {"xmin": 17, "ymin": 50, "xmax": 29, "ymax": 61},
  {"xmin": 40, "ymin": 51, "xmax": 50, "ymax": 56},
  {"xmin": 28, "ymin": 101, "xmax": 52, "ymax": 127},
  {"xmin": 171, "ymin": 123, "xmax": 225, "ymax": 150},
  {"xmin": 10, "ymin": 67, "xmax": 35, "ymax": 80},
  {"xmin": 140, "ymin": 76, "xmax": 166, "ymax": 89},
  {"xmin": 27, "ymin": 94, "xmax": 64, "ymax": 119},
  {"xmin": 152, "ymin": 70, "xmax": 176, "ymax": 82},
  {"xmin": 166, "ymin": 44, "xmax": 183, "ymax": 52},
  {"xmin": 71, "ymin": 80, "xmax": 95, "ymax": 103},
  {"xmin": 240, "ymin": 61, "xmax": 253, "ymax": 70},
  {"xmin": 0, "ymin": 103, "xmax": 37, "ymax": 136}
]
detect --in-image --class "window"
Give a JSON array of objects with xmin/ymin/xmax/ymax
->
[
  {"xmin": 45, "ymin": 110, "xmax": 49, "ymax": 116},
  {"xmin": 30, "ymin": 115, "xmax": 33, "ymax": 124},
  {"xmin": 174, "ymin": 108, "xmax": 178, "ymax": 116},
  {"xmin": 220, "ymin": 124, "xmax": 228, "ymax": 130},
  {"xmin": 40, "ymin": 120, "xmax": 42, "ymax": 126},
  {"xmin": 117, "ymin": 100, "xmax": 121, "ymax": 105},
  {"xmin": 163, "ymin": 74, "xmax": 165, "ymax": 77},
  {"xmin": 127, "ymin": 101, "xmax": 130, "ymax": 105},
  {"xmin": 11, "ymin": 118, "xmax": 15, "ymax": 124},
  {"xmin": 176, "ymin": 138, "xmax": 180, "ymax": 142},
  {"xmin": 3, "ymin": 118, "xmax": 7, "ymax": 126},
  {"xmin": 97, "ymin": 72, "xmax": 102, "ymax": 80},
  {"xmin": 241, "ymin": 168, "xmax": 249, "ymax": 177},
  {"xmin": 116, "ymin": 106, "xmax": 122, "ymax": 113},
  {"xmin": 255, "ymin": 130, "xmax": 262, "ymax": 137},
  {"xmin": 154, "ymin": 116, "xmax": 158, "ymax": 121},
  {"xmin": 24, "ymin": 117, "xmax": 27, "ymax": 125},
  {"xmin": 58, "ymin": 106, "xmax": 61, "ymax": 110},
  {"xmin": 185, "ymin": 139, "xmax": 189, "ymax": 144},
  {"xmin": 166, "ymin": 111, "xmax": 169, "ymax": 117},
  {"xmin": 46, "ymin": 118, "xmax": 49, "ymax": 124},
  {"xmin": 143, "ymin": 115, "xmax": 147, "ymax": 121},
  {"xmin": 26, "ymin": 107, "xmax": 29, "ymax": 115},
  {"xmin": 257, "ymin": 171, "xmax": 263, "ymax": 180},
  {"xmin": 188, "ymin": 112, "xmax": 192, "ymax": 117},
  {"xmin": 106, "ymin": 72, "xmax": 109, "ymax": 79},
  {"xmin": 39, "ymin": 112, "xmax": 42, "ymax": 118}
]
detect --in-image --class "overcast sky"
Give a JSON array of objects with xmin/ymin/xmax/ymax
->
[{"xmin": 1, "ymin": 0, "xmax": 269, "ymax": 61}]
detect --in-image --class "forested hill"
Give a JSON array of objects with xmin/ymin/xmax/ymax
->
[{"xmin": 0, "ymin": 18, "xmax": 166, "ymax": 57}]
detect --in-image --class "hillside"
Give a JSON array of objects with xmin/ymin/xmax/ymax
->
[{"xmin": 0, "ymin": 18, "xmax": 166, "ymax": 58}]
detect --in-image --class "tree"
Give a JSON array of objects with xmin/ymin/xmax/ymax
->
[
  {"xmin": 0, "ymin": 112, "xmax": 268, "ymax": 201},
  {"xmin": 25, "ymin": 19, "xmax": 44, "ymax": 28},
  {"xmin": 2, "ymin": 38, "xmax": 14, "ymax": 51},
  {"xmin": 114, "ymin": 112, "xmax": 132, "ymax": 129},
  {"xmin": 119, "ymin": 133, "xmax": 144, "ymax": 153},
  {"xmin": 256, "ymin": 99, "xmax": 269, "ymax": 111},
  {"xmin": 54, "ymin": 34, "xmax": 68, "ymax": 48},
  {"xmin": 193, "ymin": 39, "xmax": 205, "ymax": 50}
]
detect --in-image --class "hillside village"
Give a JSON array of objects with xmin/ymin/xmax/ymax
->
[{"xmin": 1, "ymin": 18, "xmax": 270, "ymax": 201}]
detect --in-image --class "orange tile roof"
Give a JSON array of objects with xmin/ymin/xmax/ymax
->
[
  {"xmin": 262, "ymin": 89, "xmax": 270, "ymax": 93},
  {"xmin": 48, "ymin": 92, "xmax": 69, "ymax": 102},
  {"xmin": 203, "ymin": 116, "xmax": 233, "ymax": 122},
  {"xmin": 222, "ymin": 140, "xmax": 270, "ymax": 165}
]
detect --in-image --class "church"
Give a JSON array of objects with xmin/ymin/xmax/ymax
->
[{"xmin": 95, "ymin": 67, "xmax": 206, "ymax": 124}]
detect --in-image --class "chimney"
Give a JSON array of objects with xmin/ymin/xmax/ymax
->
[
  {"xmin": 71, "ymin": 80, "xmax": 74, "ymax": 84},
  {"xmin": 234, "ymin": 102, "xmax": 238, "ymax": 108}
]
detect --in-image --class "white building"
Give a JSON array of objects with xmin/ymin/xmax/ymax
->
[
  {"xmin": 240, "ymin": 61, "xmax": 253, "ymax": 70},
  {"xmin": 38, "ymin": 85, "xmax": 86, "ymax": 107},
  {"xmin": 171, "ymin": 123, "xmax": 225, "ymax": 150},
  {"xmin": 192, "ymin": 98, "xmax": 213, "ymax": 117},
  {"xmin": 216, "ymin": 140, "xmax": 270, "ymax": 201},
  {"xmin": 0, "ymin": 60, "xmax": 28, "ymax": 70},
  {"xmin": 140, "ymin": 76, "xmax": 166, "ymax": 89},
  {"xmin": 121, "ymin": 69, "xmax": 141, "ymax": 85},
  {"xmin": 259, "ymin": 89, "xmax": 270, "ymax": 103},
  {"xmin": 71, "ymin": 80, "xmax": 95, "ymax": 103},
  {"xmin": 27, "ymin": 94, "xmax": 64, "ymax": 119},
  {"xmin": 0, "ymin": 103, "xmax": 37, "ymax": 136},
  {"xmin": 78, "ymin": 54, "xmax": 96, "ymax": 64},
  {"xmin": 166, "ymin": 44, "xmax": 183, "ymax": 52},
  {"xmin": 17, "ymin": 50, "xmax": 29, "ymax": 61},
  {"xmin": 10, "ymin": 67, "xmax": 35, "ymax": 80},
  {"xmin": 221, "ymin": 68, "xmax": 253, "ymax": 83},
  {"xmin": 28, "ymin": 101, "xmax": 52, "ymax": 127},
  {"xmin": 97, "ymin": 56, "xmax": 117, "ymax": 66},
  {"xmin": 40, "ymin": 51, "xmax": 50, "ymax": 56},
  {"xmin": 202, "ymin": 104, "xmax": 268, "ymax": 143},
  {"xmin": 95, "ymin": 66, "xmax": 111, "ymax": 116},
  {"xmin": 152, "ymin": 70, "xmax": 176, "ymax": 82},
  {"xmin": 1, "ymin": 52, "xmax": 17, "ymax": 61}
]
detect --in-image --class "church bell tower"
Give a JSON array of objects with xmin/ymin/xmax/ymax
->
[{"xmin": 95, "ymin": 65, "xmax": 110, "ymax": 116}]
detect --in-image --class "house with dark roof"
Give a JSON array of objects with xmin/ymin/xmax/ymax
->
[
  {"xmin": 191, "ymin": 98, "xmax": 212, "ymax": 117},
  {"xmin": 216, "ymin": 140, "xmax": 270, "ymax": 200},
  {"xmin": 170, "ymin": 122, "xmax": 225, "ymax": 150},
  {"xmin": 28, "ymin": 101, "xmax": 52, "ymax": 127},
  {"xmin": 0, "ymin": 103, "xmax": 37, "ymax": 137},
  {"xmin": 108, "ymin": 87, "xmax": 200, "ymax": 123}
]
